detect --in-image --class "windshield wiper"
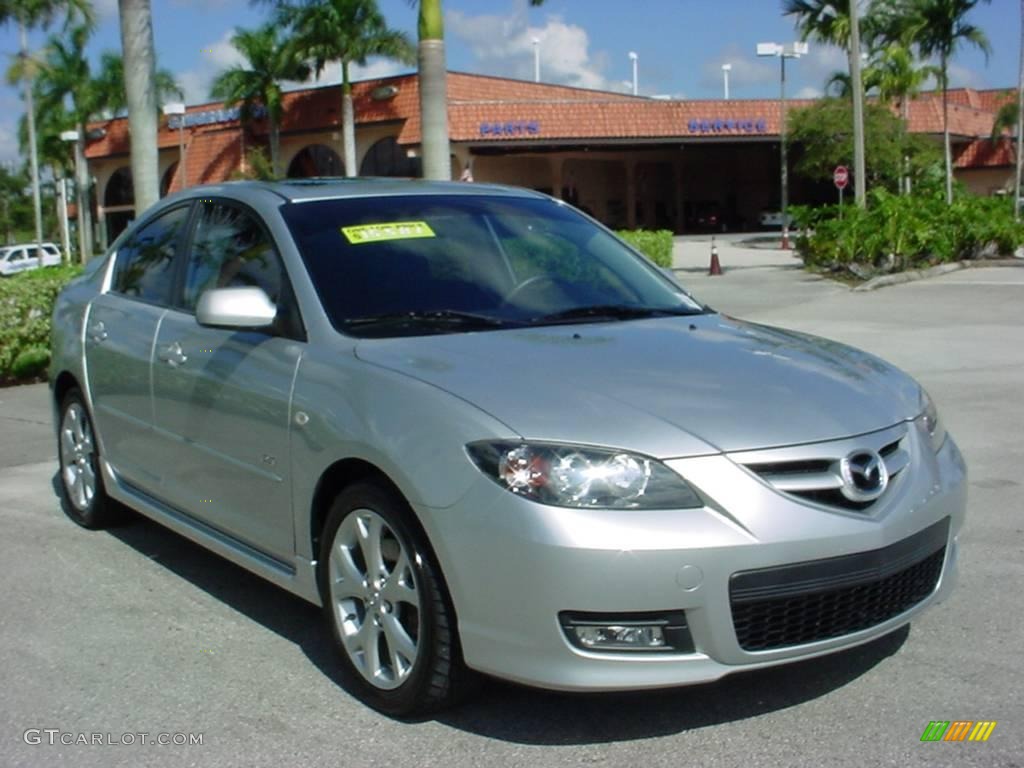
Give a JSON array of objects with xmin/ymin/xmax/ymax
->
[
  {"xmin": 529, "ymin": 304, "xmax": 702, "ymax": 325},
  {"xmin": 345, "ymin": 309, "xmax": 517, "ymax": 330}
]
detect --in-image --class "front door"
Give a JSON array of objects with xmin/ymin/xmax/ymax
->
[
  {"xmin": 84, "ymin": 205, "xmax": 191, "ymax": 487},
  {"xmin": 151, "ymin": 200, "xmax": 305, "ymax": 562}
]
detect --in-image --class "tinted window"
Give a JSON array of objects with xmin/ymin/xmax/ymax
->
[
  {"xmin": 184, "ymin": 202, "xmax": 284, "ymax": 309},
  {"xmin": 183, "ymin": 201, "xmax": 302, "ymax": 339},
  {"xmin": 281, "ymin": 195, "xmax": 700, "ymax": 337},
  {"xmin": 112, "ymin": 206, "xmax": 189, "ymax": 303}
]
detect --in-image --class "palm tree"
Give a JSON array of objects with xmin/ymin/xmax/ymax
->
[
  {"xmin": 869, "ymin": 43, "xmax": 939, "ymax": 193},
  {"xmin": 0, "ymin": 0, "xmax": 93, "ymax": 252},
  {"xmin": 991, "ymin": 96, "xmax": 1017, "ymax": 140},
  {"xmin": 23, "ymin": 25, "xmax": 181, "ymax": 262},
  {"xmin": 283, "ymin": 0, "xmax": 414, "ymax": 178},
  {"xmin": 33, "ymin": 24, "xmax": 97, "ymax": 262},
  {"xmin": 893, "ymin": 0, "xmax": 992, "ymax": 203},
  {"xmin": 211, "ymin": 24, "xmax": 311, "ymax": 177},
  {"xmin": 414, "ymin": 0, "xmax": 545, "ymax": 180},
  {"xmin": 118, "ymin": 0, "xmax": 161, "ymax": 218}
]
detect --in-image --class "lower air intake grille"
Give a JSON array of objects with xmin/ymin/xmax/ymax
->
[{"xmin": 730, "ymin": 518, "xmax": 948, "ymax": 651}]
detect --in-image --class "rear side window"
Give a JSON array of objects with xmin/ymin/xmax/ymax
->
[{"xmin": 111, "ymin": 206, "xmax": 189, "ymax": 304}]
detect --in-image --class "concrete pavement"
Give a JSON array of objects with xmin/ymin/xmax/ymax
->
[{"xmin": 1, "ymin": 262, "xmax": 1022, "ymax": 767}]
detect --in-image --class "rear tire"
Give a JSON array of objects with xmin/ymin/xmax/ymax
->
[
  {"xmin": 57, "ymin": 388, "xmax": 120, "ymax": 528},
  {"xmin": 318, "ymin": 481, "xmax": 474, "ymax": 715}
]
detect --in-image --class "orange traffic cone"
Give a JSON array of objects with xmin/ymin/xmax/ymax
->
[{"xmin": 709, "ymin": 236, "xmax": 722, "ymax": 276}]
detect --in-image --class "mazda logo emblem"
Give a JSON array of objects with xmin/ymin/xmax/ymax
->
[{"xmin": 839, "ymin": 450, "xmax": 889, "ymax": 502}]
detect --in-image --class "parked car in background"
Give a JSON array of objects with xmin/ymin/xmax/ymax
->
[
  {"xmin": 758, "ymin": 209, "xmax": 794, "ymax": 229},
  {"xmin": 50, "ymin": 180, "xmax": 966, "ymax": 716},
  {"xmin": 0, "ymin": 243, "xmax": 62, "ymax": 276}
]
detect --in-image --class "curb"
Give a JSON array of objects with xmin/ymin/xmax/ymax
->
[{"xmin": 852, "ymin": 258, "xmax": 1024, "ymax": 292}]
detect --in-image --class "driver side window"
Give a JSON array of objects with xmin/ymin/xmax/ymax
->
[{"xmin": 183, "ymin": 201, "xmax": 304, "ymax": 339}]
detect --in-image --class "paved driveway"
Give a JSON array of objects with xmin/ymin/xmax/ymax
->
[{"xmin": 1, "ymin": 262, "xmax": 1021, "ymax": 767}]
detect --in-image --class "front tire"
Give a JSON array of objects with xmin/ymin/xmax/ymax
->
[
  {"xmin": 57, "ymin": 388, "xmax": 119, "ymax": 528},
  {"xmin": 318, "ymin": 481, "xmax": 472, "ymax": 715}
]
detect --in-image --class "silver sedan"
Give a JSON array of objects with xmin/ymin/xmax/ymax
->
[{"xmin": 49, "ymin": 180, "xmax": 967, "ymax": 715}]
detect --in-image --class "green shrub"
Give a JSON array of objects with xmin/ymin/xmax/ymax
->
[
  {"xmin": 795, "ymin": 191, "xmax": 1024, "ymax": 278},
  {"xmin": 0, "ymin": 265, "xmax": 83, "ymax": 384},
  {"xmin": 616, "ymin": 229, "xmax": 674, "ymax": 268}
]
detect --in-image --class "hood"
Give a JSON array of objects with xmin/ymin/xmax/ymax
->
[{"xmin": 354, "ymin": 314, "xmax": 922, "ymax": 456}]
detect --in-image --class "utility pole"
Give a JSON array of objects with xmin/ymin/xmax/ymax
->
[
  {"xmin": 849, "ymin": 0, "xmax": 867, "ymax": 208},
  {"xmin": 1015, "ymin": 0, "xmax": 1023, "ymax": 221}
]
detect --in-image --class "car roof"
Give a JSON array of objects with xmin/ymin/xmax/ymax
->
[{"xmin": 165, "ymin": 178, "xmax": 548, "ymax": 205}]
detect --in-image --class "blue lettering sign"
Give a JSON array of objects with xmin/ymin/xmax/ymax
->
[{"xmin": 686, "ymin": 117, "xmax": 767, "ymax": 134}]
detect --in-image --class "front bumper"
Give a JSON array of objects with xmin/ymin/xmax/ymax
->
[{"xmin": 414, "ymin": 423, "xmax": 967, "ymax": 691}]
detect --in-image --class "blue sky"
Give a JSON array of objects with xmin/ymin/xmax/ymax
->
[{"xmin": 0, "ymin": 0, "xmax": 1018, "ymax": 163}]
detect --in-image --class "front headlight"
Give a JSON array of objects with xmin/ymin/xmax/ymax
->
[
  {"xmin": 916, "ymin": 389, "xmax": 947, "ymax": 452},
  {"xmin": 466, "ymin": 441, "xmax": 703, "ymax": 509}
]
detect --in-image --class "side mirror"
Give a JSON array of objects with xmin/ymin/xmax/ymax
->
[{"xmin": 196, "ymin": 286, "xmax": 277, "ymax": 329}]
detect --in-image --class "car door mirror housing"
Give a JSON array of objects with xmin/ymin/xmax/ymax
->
[{"xmin": 195, "ymin": 287, "xmax": 277, "ymax": 329}]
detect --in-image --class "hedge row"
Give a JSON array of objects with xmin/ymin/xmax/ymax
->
[
  {"xmin": 791, "ymin": 191, "xmax": 1024, "ymax": 279},
  {"xmin": 0, "ymin": 266, "xmax": 82, "ymax": 385},
  {"xmin": 617, "ymin": 229, "xmax": 674, "ymax": 268}
]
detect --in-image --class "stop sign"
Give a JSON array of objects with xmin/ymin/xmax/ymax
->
[{"xmin": 834, "ymin": 165, "xmax": 849, "ymax": 189}]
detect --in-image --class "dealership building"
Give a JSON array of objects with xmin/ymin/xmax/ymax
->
[{"xmin": 84, "ymin": 70, "xmax": 1017, "ymax": 245}]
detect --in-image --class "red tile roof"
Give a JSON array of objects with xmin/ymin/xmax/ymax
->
[
  {"xmin": 955, "ymin": 137, "xmax": 1016, "ymax": 169},
  {"xmin": 84, "ymin": 71, "xmax": 1014, "ymax": 172},
  {"xmin": 162, "ymin": 128, "xmax": 243, "ymax": 193}
]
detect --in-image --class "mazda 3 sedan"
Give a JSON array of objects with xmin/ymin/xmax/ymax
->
[{"xmin": 50, "ymin": 180, "xmax": 967, "ymax": 715}]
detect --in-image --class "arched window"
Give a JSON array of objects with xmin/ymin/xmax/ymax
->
[
  {"xmin": 160, "ymin": 162, "xmax": 178, "ymax": 197},
  {"xmin": 104, "ymin": 166, "xmax": 134, "ymax": 207},
  {"xmin": 359, "ymin": 136, "xmax": 421, "ymax": 178},
  {"xmin": 287, "ymin": 144, "xmax": 345, "ymax": 178},
  {"xmin": 104, "ymin": 166, "xmax": 135, "ymax": 242}
]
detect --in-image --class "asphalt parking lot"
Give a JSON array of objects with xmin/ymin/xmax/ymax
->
[{"xmin": 1, "ymin": 250, "xmax": 1022, "ymax": 767}]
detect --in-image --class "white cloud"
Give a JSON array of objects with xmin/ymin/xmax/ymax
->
[
  {"xmin": 795, "ymin": 85, "xmax": 823, "ymax": 98},
  {"xmin": 294, "ymin": 57, "xmax": 413, "ymax": 90},
  {"xmin": 93, "ymin": 0, "xmax": 118, "ymax": 19},
  {"xmin": 174, "ymin": 30, "xmax": 246, "ymax": 104},
  {"xmin": 447, "ymin": 1, "xmax": 615, "ymax": 92}
]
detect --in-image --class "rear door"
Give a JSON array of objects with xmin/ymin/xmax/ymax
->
[
  {"xmin": 151, "ymin": 199, "xmax": 305, "ymax": 561},
  {"xmin": 84, "ymin": 204, "xmax": 192, "ymax": 488}
]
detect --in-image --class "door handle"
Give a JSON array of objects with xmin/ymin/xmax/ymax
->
[
  {"xmin": 157, "ymin": 341, "xmax": 188, "ymax": 367},
  {"xmin": 88, "ymin": 321, "xmax": 108, "ymax": 343}
]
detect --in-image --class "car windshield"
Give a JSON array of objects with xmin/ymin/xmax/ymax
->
[{"xmin": 281, "ymin": 194, "xmax": 702, "ymax": 337}]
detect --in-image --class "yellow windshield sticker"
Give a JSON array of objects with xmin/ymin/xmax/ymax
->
[{"xmin": 341, "ymin": 221, "xmax": 436, "ymax": 245}]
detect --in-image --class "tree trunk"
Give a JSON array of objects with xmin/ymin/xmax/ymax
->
[
  {"xmin": 270, "ymin": 119, "xmax": 280, "ymax": 178},
  {"xmin": 418, "ymin": 0, "xmax": 450, "ymax": 180},
  {"xmin": 1015, "ymin": 0, "xmax": 1024, "ymax": 221},
  {"xmin": 341, "ymin": 60, "xmax": 356, "ymax": 177},
  {"xmin": 74, "ymin": 123, "xmax": 93, "ymax": 263},
  {"xmin": 902, "ymin": 97, "xmax": 911, "ymax": 195},
  {"xmin": 942, "ymin": 55, "xmax": 953, "ymax": 205},
  {"xmin": 118, "ymin": 0, "xmax": 160, "ymax": 217},
  {"xmin": 19, "ymin": 20, "xmax": 44, "ymax": 253}
]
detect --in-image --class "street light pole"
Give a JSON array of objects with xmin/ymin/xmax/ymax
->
[
  {"xmin": 849, "ymin": 0, "xmax": 867, "ymax": 208},
  {"xmin": 60, "ymin": 130, "xmax": 90, "ymax": 263},
  {"xmin": 628, "ymin": 51, "xmax": 638, "ymax": 96},
  {"xmin": 57, "ymin": 177, "xmax": 71, "ymax": 264},
  {"xmin": 758, "ymin": 41, "xmax": 806, "ymax": 250},
  {"xmin": 532, "ymin": 38, "xmax": 540, "ymax": 83},
  {"xmin": 722, "ymin": 63, "xmax": 731, "ymax": 99}
]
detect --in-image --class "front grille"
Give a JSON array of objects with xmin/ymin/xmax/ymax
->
[
  {"xmin": 736, "ymin": 427, "xmax": 910, "ymax": 512},
  {"xmin": 730, "ymin": 519, "xmax": 948, "ymax": 651}
]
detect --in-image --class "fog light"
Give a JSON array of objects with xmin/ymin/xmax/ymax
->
[
  {"xmin": 560, "ymin": 611, "xmax": 694, "ymax": 653},
  {"xmin": 574, "ymin": 625, "xmax": 665, "ymax": 649}
]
